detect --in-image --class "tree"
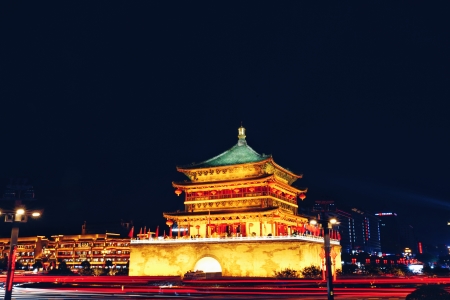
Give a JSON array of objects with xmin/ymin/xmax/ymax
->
[
  {"xmin": 105, "ymin": 260, "xmax": 113, "ymax": 269},
  {"xmin": 81, "ymin": 260, "xmax": 91, "ymax": 270},
  {"xmin": 0, "ymin": 256, "xmax": 8, "ymax": 271},
  {"xmin": 385, "ymin": 266, "xmax": 405, "ymax": 277},
  {"xmin": 301, "ymin": 265, "xmax": 322, "ymax": 279},
  {"xmin": 274, "ymin": 267, "xmax": 300, "ymax": 279},
  {"xmin": 32, "ymin": 260, "xmax": 43, "ymax": 270},
  {"xmin": 92, "ymin": 268, "xmax": 103, "ymax": 276},
  {"xmin": 364, "ymin": 265, "xmax": 382, "ymax": 276},
  {"xmin": 58, "ymin": 261, "xmax": 68, "ymax": 270},
  {"xmin": 406, "ymin": 285, "xmax": 450, "ymax": 300},
  {"xmin": 342, "ymin": 264, "xmax": 358, "ymax": 275},
  {"xmin": 78, "ymin": 260, "xmax": 92, "ymax": 275},
  {"xmin": 47, "ymin": 260, "xmax": 75, "ymax": 275}
]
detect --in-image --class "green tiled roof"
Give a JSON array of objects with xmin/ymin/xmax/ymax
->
[{"xmin": 179, "ymin": 140, "xmax": 271, "ymax": 169}]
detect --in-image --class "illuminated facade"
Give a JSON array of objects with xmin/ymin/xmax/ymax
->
[
  {"xmin": 0, "ymin": 236, "xmax": 45, "ymax": 269},
  {"xmin": 47, "ymin": 233, "xmax": 130, "ymax": 269},
  {"xmin": 0, "ymin": 233, "xmax": 130, "ymax": 270},
  {"xmin": 130, "ymin": 126, "xmax": 341, "ymax": 277}
]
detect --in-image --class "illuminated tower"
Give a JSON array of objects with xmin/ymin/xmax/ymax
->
[
  {"xmin": 129, "ymin": 126, "xmax": 341, "ymax": 277},
  {"xmin": 165, "ymin": 126, "xmax": 309, "ymax": 238}
]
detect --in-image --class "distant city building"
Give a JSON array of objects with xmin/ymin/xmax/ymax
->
[
  {"xmin": 375, "ymin": 212, "xmax": 415, "ymax": 255},
  {"xmin": 334, "ymin": 207, "xmax": 381, "ymax": 254},
  {"xmin": 375, "ymin": 212, "xmax": 401, "ymax": 254}
]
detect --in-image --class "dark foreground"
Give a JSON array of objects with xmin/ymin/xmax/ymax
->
[{"xmin": 1, "ymin": 275, "xmax": 450, "ymax": 299}]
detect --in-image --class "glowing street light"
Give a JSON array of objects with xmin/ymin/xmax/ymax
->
[{"xmin": 1, "ymin": 182, "xmax": 41, "ymax": 300}]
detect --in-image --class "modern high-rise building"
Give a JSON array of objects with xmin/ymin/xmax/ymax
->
[
  {"xmin": 334, "ymin": 207, "xmax": 381, "ymax": 254},
  {"xmin": 375, "ymin": 212, "xmax": 416, "ymax": 255}
]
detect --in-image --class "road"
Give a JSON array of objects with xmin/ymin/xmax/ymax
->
[{"xmin": 1, "ymin": 275, "xmax": 448, "ymax": 299}]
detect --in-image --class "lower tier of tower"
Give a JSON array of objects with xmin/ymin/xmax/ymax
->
[{"xmin": 129, "ymin": 238, "xmax": 341, "ymax": 277}]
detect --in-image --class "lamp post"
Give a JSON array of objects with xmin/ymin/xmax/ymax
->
[
  {"xmin": 1, "ymin": 182, "xmax": 41, "ymax": 300},
  {"xmin": 312, "ymin": 200, "xmax": 338, "ymax": 300}
]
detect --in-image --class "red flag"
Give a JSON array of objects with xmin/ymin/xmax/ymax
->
[
  {"xmin": 155, "ymin": 226, "xmax": 159, "ymax": 237},
  {"xmin": 139, "ymin": 227, "xmax": 143, "ymax": 235},
  {"xmin": 148, "ymin": 229, "xmax": 151, "ymax": 240},
  {"xmin": 128, "ymin": 226, "xmax": 134, "ymax": 239}
]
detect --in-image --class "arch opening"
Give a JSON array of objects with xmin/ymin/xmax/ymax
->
[{"xmin": 193, "ymin": 256, "xmax": 222, "ymax": 273}]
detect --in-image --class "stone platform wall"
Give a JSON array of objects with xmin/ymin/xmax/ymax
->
[{"xmin": 130, "ymin": 240, "xmax": 341, "ymax": 277}]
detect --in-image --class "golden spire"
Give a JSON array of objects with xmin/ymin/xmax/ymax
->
[{"xmin": 238, "ymin": 124, "xmax": 246, "ymax": 145}]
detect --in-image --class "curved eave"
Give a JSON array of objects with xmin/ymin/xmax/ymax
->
[
  {"xmin": 272, "ymin": 179, "xmax": 308, "ymax": 194},
  {"xmin": 173, "ymin": 174, "xmax": 305, "ymax": 195},
  {"xmin": 163, "ymin": 208, "xmax": 309, "ymax": 224},
  {"xmin": 176, "ymin": 157, "xmax": 272, "ymax": 173},
  {"xmin": 185, "ymin": 195, "xmax": 298, "ymax": 208},
  {"xmin": 173, "ymin": 174, "xmax": 273, "ymax": 189},
  {"xmin": 269, "ymin": 158, "xmax": 303, "ymax": 179},
  {"xmin": 163, "ymin": 207, "xmax": 280, "ymax": 218}
]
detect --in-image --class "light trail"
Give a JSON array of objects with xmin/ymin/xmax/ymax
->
[{"xmin": 1, "ymin": 275, "xmax": 448, "ymax": 299}]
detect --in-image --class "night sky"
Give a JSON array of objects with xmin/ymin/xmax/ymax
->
[{"xmin": 1, "ymin": 2, "xmax": 449, "ymax": 244}]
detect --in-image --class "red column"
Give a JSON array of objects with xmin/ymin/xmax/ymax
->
[{"xmin": 241, "ymin": 223, "xmax": 246, "ymax": 237}]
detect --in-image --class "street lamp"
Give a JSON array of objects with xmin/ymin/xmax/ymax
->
[
  {"xmin": 1, "ymin": 207, "xmax": 41, "ymax": 300},
  {"xmin": 1, "ymin": 182, "xmax": 41, "ymax": 300},
  {"xmin": 312, "ymin": 200, "xmax": 338, "ymax": 300}
]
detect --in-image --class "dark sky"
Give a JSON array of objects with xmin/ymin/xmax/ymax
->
[{"xmin": 1, "ymin": 2, "xmax": 449, "ymax": 244}]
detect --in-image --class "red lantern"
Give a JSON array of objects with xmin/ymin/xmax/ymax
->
[
  {"xmin": 210, "ymin": 190, "xmax": 217, "ymax": 195},
  {"xmin": 233, "ymin": 188, "xmax": 240, "ymax": 193},
  {"xmin": 166, "ymin": 220, "xmax": 174, "ymax": 238},
  {"xmin": 248, "ymin": 187, "xmax": 255, "ymax": 192},
  {"xmin": 175, "ymin": 188, "xmax": 182, "ymax": 196},
  {"xmin": 299, "ymin": 193, "xmax": 306, "ymax": 200},
  {"xmin": 197, "ymin": 192, "xmax": 203, "ymax": 196}
]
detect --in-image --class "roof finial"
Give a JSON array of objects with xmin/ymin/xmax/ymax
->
[{"xmin": 238, "ymin": 124, "xmax": 246, "ymax": 145}]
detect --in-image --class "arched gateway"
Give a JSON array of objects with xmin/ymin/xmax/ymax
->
[{"xmin": 194, "ymin": 256, "xmax": 222, "ymax": 273}]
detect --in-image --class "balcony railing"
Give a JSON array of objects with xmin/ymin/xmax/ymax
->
[
  {"xmin": 131, "ymin": 234, "xmax": 340, "ymax": 245},
  {"xmin": 186, "ymin": 190, "xmax": 297, "ymax": 205}
]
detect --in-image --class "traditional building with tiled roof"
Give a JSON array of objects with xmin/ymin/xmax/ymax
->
[{"xmin": 130, "ymin": 126, "xmax": 340, "ymax": 277}]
